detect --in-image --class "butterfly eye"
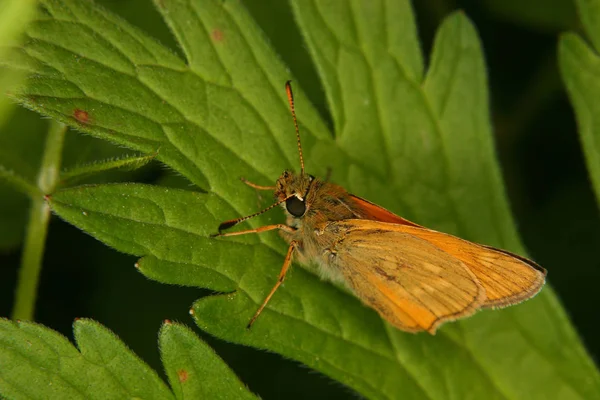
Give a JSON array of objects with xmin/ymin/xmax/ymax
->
[{"xmin": 286, "ymin": 196, "xmax": 306, "ymax": 217}]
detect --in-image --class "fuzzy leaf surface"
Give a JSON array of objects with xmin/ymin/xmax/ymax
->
[
  {"xmin": 160, "ymin": 322, "xmax": 258, "ymax": 399},
  {"xmin": 0, "ymin": 318, "xmax": 257, "ymax": 400},
  {"xmin": 9, "ymin": 0, "xmax": 600, "ymax": 399},
  {"xmin": 0, "ymin": 318, "xmax": 173, "ymax": 400}
]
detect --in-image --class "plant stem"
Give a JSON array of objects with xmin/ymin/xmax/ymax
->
[{"xmin": 12, "ymin": 120, "xmax": 66, "ymax": 321}]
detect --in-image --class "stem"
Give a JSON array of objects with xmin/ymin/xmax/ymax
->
[{"xmin": 12, "ymin": 120, "xmax": 66, "ymax": 321}]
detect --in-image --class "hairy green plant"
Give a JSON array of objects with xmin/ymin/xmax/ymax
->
[
  {"xmin": 1, "ymin": 0, "xmax": 599, "ymax": 399},
  {"xmin": 0, "ymin": 318, "xmax": 257, "ymax": 399}
]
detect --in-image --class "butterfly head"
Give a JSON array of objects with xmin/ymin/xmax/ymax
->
[{"xmin": 275, "ymin": 170, "xmax": 315, "ymax": 218}]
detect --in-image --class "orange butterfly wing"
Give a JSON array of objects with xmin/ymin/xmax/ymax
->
[
  {"xmin": 348, "ymin": 195, "xmax": 546, "ymax": 308},
  {"xmin": 321, "ymin": 220, "xmax": 486, "ymax": 333},
  {"xmin": 405, "ymin": 229, "xmax": 546, "ymax": 308}
]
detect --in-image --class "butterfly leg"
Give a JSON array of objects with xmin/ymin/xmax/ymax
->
[
  {"xmin": 240, "ymin": 177, "xmax": 276, "ymax": 191},
  {"xmin": 247, "ymin": 240, "xmax": 298, "ymax": 328},
  {"xmin": 211, "ymin": 224, "xmax": 295, "ymax": 238}
]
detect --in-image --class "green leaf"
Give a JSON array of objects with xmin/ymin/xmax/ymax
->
[
  {"xmin": 0, "ymin": 0, "xmax": 37, "ymax": 115},
  {"xmin": 9, "ymin": 0, "xmax": 600, "ymax": 399},
  {"xmin": 0, "ymin": 318, "xmax": 173, "ymax": 399},
  {"xmin": 0, "ymin": 0, "xmax": 39, "ymax": 250},
  {"xmin": 0, "ymin": 0, "xmax": 37, "ymax": 51},
  {"xmin": 50, "ymin": 180, "xmax": 600, "ymax": 399},
  {"xmin": 574, "ymin": 0, "xmax": 600, "ymax": 51},
  {"xmin": 48, "ymin": 183, "xmax": 242, "ymax": 290},
  {"xmin": 160, "ymin": 322, "xmax": 258, "ymax": 399},
  {"xmin": 291, "ymin": 3, "xmax": 521, "ymax": 249},
  {"xmin": 60, "ymin": 152, "xmax": 157, "ymax": 186},
  {"xmin": 560, "ymin": 0, "xmax": 600, "ymax": 208},
  {"xmin": 0, "ymin": 0, "xmax": 154, "ymax": 250},
  {"xmin": 0, "ymin": 318, "xmax": 257, "ymax": 400}
]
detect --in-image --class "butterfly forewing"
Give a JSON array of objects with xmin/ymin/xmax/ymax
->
[
  {"xmin": 348, "ymin": 196, "xmax": 547, "ymax": 308},
  {"xmin": 322, "ymin": 220, "xmax": 486, "ymax": 333},
  {"xmin": 407, "ymin": 230, "xmax": 547, "ymax": 308}
]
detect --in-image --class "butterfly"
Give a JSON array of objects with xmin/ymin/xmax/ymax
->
[{"xmin": 213, "ymin": 81, "xmax": 546, "ymax": 333}]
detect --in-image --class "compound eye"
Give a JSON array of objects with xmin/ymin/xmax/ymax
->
[{"xmin": 285, "ymin": 196, "xmax": 306, "ymax": 217}]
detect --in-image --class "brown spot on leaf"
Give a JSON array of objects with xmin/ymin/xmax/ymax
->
[
  {"xmin": 73, "ymin": 109, "xmax": 90, "ymax": 124},
  {"xmin": 177, "ymin": 369, "xmax": 189, "ymax": 383},
  {"xmin": 211, "ymin": 29, "xmax": 224, "ymax": 42}
]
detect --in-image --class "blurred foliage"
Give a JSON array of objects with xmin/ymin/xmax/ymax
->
[
  {"xmin": 0, "ymin": 0, "xmax": 599, "ymax": 399},
  {"xmin": 483, "ymin": 0, "xmax": 578, "ymax": 32}
]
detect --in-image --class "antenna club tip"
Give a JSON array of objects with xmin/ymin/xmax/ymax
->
[
  {"xmin": 285, "ymin": 81, "xmax": 294, "ymax": 102},
  {"xmin": 218, "ymin": 220, "xmax": 237, "ymax": 232}
]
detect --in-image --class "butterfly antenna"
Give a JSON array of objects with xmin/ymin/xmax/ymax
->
[
  {"xmin": 217, "ymin": 195, "xmax": 292, "ymax": 232},
  {"xmin": 285, "ymin": 80, "xmax": 305, "ymax": 175}
]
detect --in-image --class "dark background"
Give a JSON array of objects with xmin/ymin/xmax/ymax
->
[{"xmin": 1, "ymin": 1, "xmax": 598, "ymax": 398}]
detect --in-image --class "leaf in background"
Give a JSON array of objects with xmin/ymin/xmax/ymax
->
[
  {"xmin": 0, "ymin": 0, "xmax": 39, "ymax": 250},
  {"xmin": 0, "ymin": 1, "xmax": 156, "ymax": 250},
  {"xmin": 8, "ymin": 0, "xmax": 600, "ymax": 399},
  {"xmin": 573, "ymin": 0, "xmax": 600, "ymax": 51},
  {"xmin": 0, "ymin": 0, "xmax": 37, "ymax": 124},
  {"xmin": 484, "ymin": 0, "xmax": 577, "ymax": 32},
  {"xmin": 0, "ymin": 318, "xmax": 256, "ymax": 399},
  {"xmin": 560, "ymin": 0, "xmax": 600, "ymax": 208}
]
